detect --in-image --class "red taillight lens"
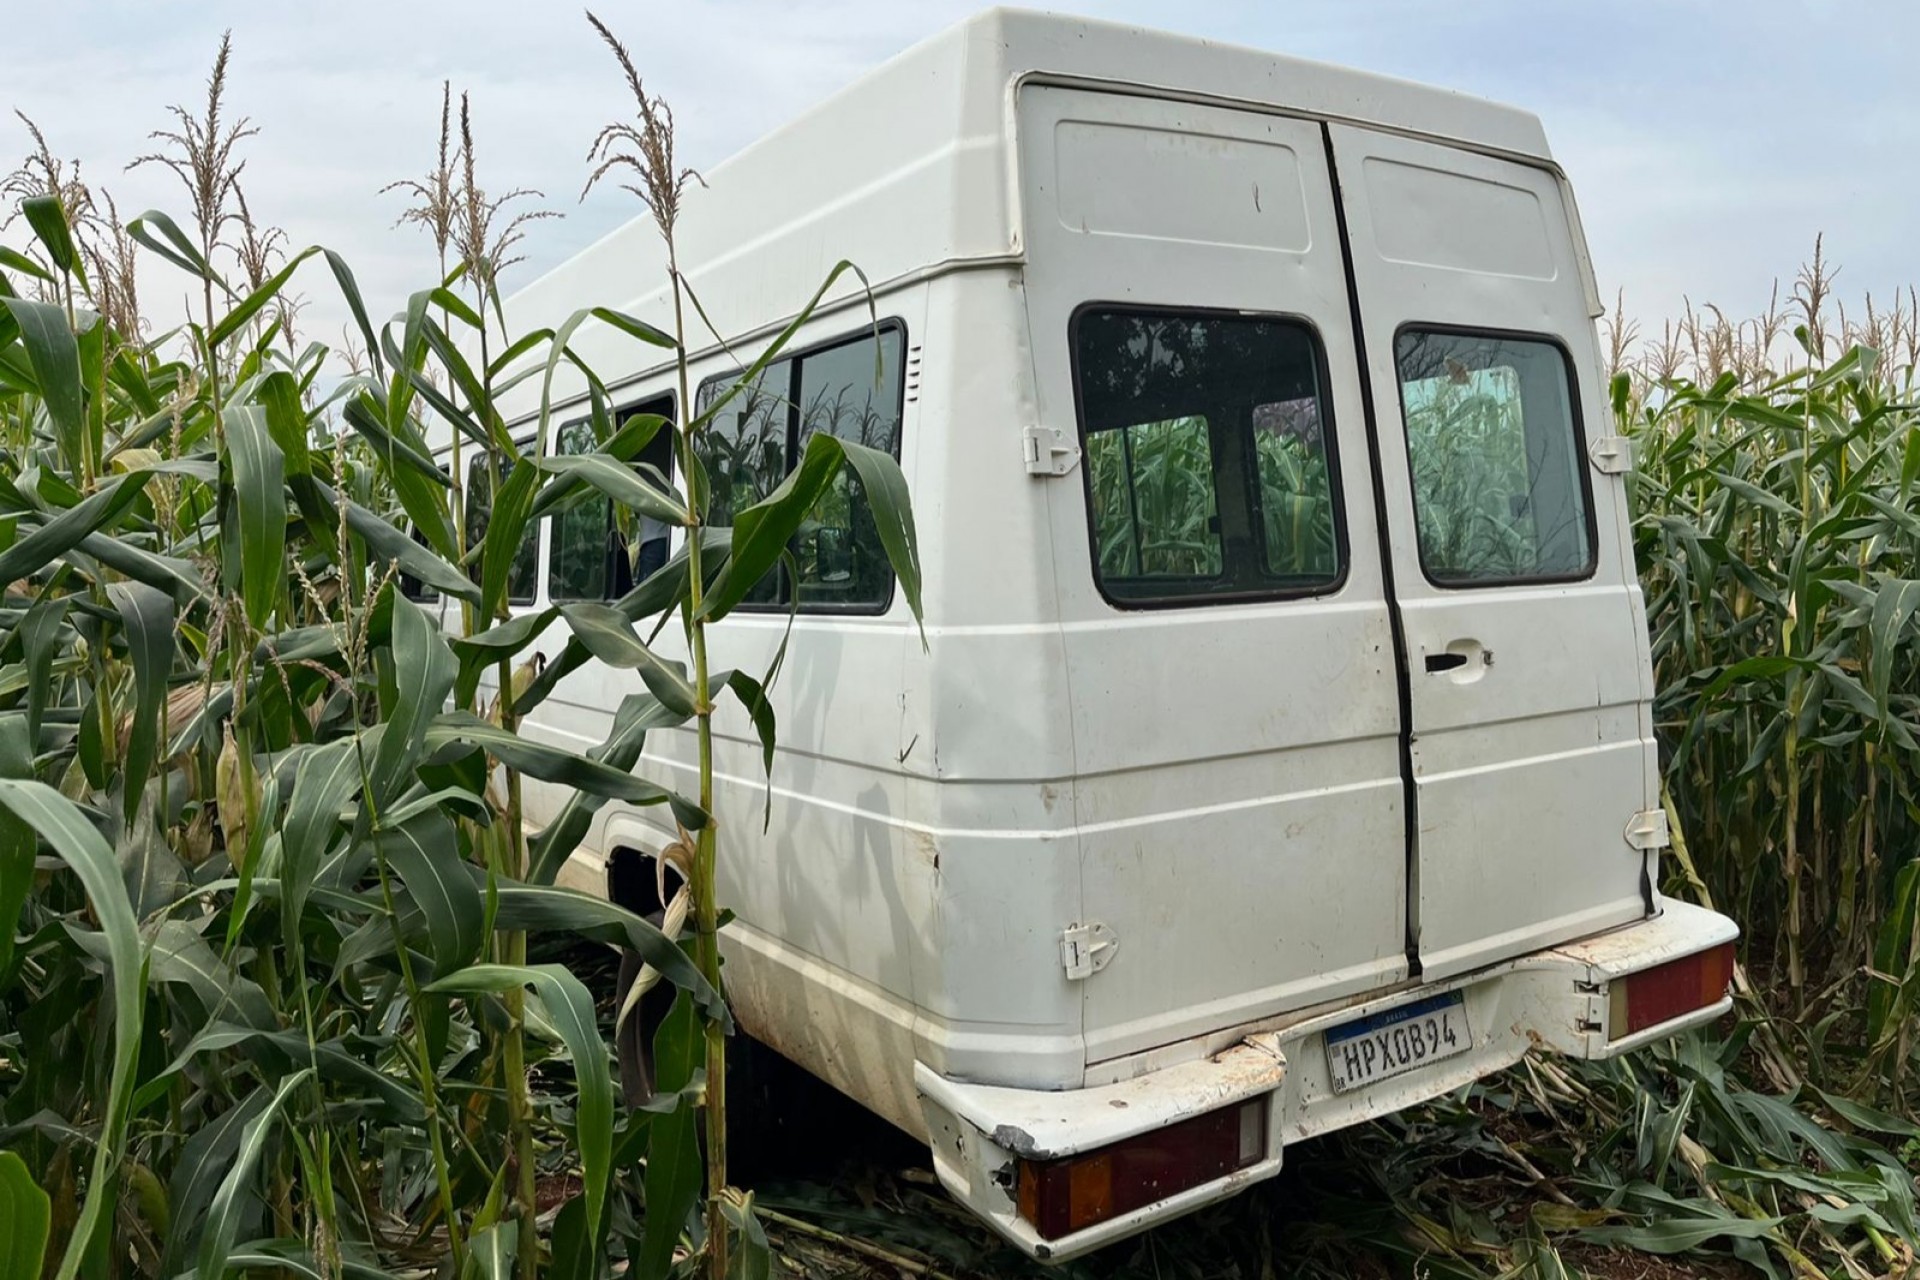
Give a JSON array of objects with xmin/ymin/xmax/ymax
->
[
  {"xmin": 1015, "ymin": 1097, "xmax": 1268, "ymax": 1240},
  {"xmin": 1610, "ymin": 942, "xmax": 1735, "ymax": 1039}
]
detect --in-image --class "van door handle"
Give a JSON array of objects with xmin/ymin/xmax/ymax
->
[{"xmin": 1424, "ymin": 652, "xmax": 1468, "ymax": 673}]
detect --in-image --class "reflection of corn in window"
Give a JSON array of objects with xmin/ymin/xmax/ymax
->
[
  {"xmin": 1394, "ymin": 330, "xmax": 1594, "ymax": 586},
  {"xmin": 693, "ymin": 324, "xmax": 907, "ymax": 613},
  {"xmin": 1076, "ymin": 308, "xmax": 1343, "ymax": 605}
]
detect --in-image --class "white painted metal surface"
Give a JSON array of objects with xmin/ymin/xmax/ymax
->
[
  {"xmin": 431, "ymin": 7, "xmax": 1740, "ymax": 1258},
  {"xmin": 1014, "ymin": 85, "xmax": 1408, "ymax": 1064},
  {"xmin": 1327, "ymin": 123, "xmax": 1661, "ymax": 981}
]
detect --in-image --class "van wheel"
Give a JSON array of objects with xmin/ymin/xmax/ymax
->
[
  {"xmin": 612, "ymin": 945, "xmax": 782, "ymax": 1179},
  {"xmin": 614, "ymin": 939, "xmax": 681, "ymax": 1107}
]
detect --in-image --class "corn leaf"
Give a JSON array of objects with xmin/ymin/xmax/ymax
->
[
  {"xmin": 127, "ymin": 210, "xmax": 223, "ymax": 286},
  {"xmin": 0, "ymin": 470, "xmax": 152, "ymax": 584},
  {"xmin": 835, "ymin": 436, "xmax": 924, "ymax": 632},
  {"xmin": 0, "ymin": 1151, "xmax": 50, "ymax": 1280},
  {"xmin": 1579, "ymin": 1213, "xmax": 1784, "ymax": 1254},
  {"xmin": 279, "ymin": 737, "xmax": 361, "ymax": 950},
  {"xmin": 427, "ymin": 965, "xmax": 611, "ymax": 1262},
  {"xmin": 159, "ymin": 1091, "xmax": 268, "ymax": 1278},
  {"xmin": 0, "ymin": 780, "xmax": 144, "ymax": 1280},
  {"xmin": 208, "ymin": 246, "xmax": 321, "ymax": 348},
  {"xmin": 21, "ymin": 196, "xmax": 80, "ymax": 280},
  {"xmin": 378, "ymin": 810, "xmax": 482, "ymax": 975},
  {"xmin": 525, "ymin": 691, "xmax": 688, "ymax": 885},
  {"xmin": 481, "ymin": 456, "xmax": 540, "ymax": 620},
  {"xmin": 224, "ymin": 408, "xmax": 284, "ymax": 629},
  {"xmin": 424, "ymin": 711, "xmax": 705, "ymax": 827},
  {"xmin": 488, "ymin": 878, "xmax": 725, "ymax": 1028},
  {"xmin": 525, "ymin": 411, "xmax": 667, "ymax": 522},
  {"xmin": 556, "ymin": 602, "xmax": 696, "ymax": 716},
  {"xmin": 469, "ymin": 1222, "xmax": 518, "ymax": 1280},
  {"xmin": 371, "ymin": 595, "xmax": 456, "ymax": 809},
  {"xmin": 323, "ymin": 249, "xmax": 382, "ymax": 378},
  {"xmin": 636, "ymin": 992, "xmax": 704, "ymax": 1280},
  {"xmin": 536, "ymin": 453, "xmax": 689, "ymax": 527},
  {"xmin": 1867, "ymin": 577, "xmax": 1920, "ymax": 722},
  {"xmin": 196, "ymin": 1069, "xmax": 313, "ymax": 1280},
  {"xmin": 0, "ymin": 716, "xmax": 31, "ymax": 982},
  {"xmin": 106, "ymin": 582, "xmax": 174, "ymax": 829},
  {"xmin": 293, "ymin": 475, "xmax": 477, "ymax": 603},
  {"xmin": 0, "ymin": 298, "xmax": 83, "ymax": 469}
]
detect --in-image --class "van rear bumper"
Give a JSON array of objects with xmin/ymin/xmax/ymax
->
[{"xmin": 915, "ymin": 900, "xmax": 1738, "ymax": 1262}]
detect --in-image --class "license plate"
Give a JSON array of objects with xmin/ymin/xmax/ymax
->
[{"xmin": 1324, "ymin": 992, "xmax": 1471, "ymax": 1094}]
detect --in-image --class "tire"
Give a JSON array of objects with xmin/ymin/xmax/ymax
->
[
  {"xmin": 612, "ymin": 939, "xmax": 786, "ymax": 1182},
  {"xmin": 613, "ymin": 923, "xmax": 681, "ymax": 1109}
]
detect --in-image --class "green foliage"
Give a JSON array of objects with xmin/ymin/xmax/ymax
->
[
  {"xmin": 0, "ymin": 1150, "xmax": 51, "ymax": 1280},
  {"xmin": 0, "ymin": 44, "xmax": 923, "ymax": 1274},
  {"xmin": 1623, "ymin": 292, "xmax": 1920, "ymax": 1103}
]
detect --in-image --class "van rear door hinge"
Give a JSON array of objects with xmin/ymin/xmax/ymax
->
[
  {"xmin": 1625, "ymin": 808, "xmax": 1670, "ymax": 851},
  {"xmin": 1061, "ymin": 922, "xmax": 1117, "ymax": 980},
  {"xmin": 1024, "ymin": 426, "xmax": 1081, "ymax": 477},
  {"xmin": 1590, "ymin": 435, "xmax": 1635, "ymax": 475}
]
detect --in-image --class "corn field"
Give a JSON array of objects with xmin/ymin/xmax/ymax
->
[
  {"xmin": 0, "ymin": 19, "xmax": 921, "ymax": 1280},
  {"xmin": 1616, "ymin": 265, "xmax": 1920, "ymax": 1105}
]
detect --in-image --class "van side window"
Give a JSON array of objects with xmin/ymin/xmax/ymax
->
[
  {"xmin": 1074, "ymin": 308, "xmax": 1342, "ymax": 605},
  {"xmin": 397, "ymin": 522, "xmax": 442, "ymax": 604},
  {"xmin": 1393, "ymin": 330, "xmax": 1594, "ymax": 585},
  {"xmin": 399, "ymin": 462, "xmax": 453, "ymax": 603},
  {"xmin": 794, "ymin": 333, "xmax": 904, "ymax": 608},
  {"xmin": 694, "ymin": 323, "xmax": 907, "ymax": 612},
  {"xmin": 399, "ymin": 458, "xmax": 451, "ymax": 602},
  {"xmin": 549, "ymin": 396, "xmax": 676, "ymax": 600},
  {"xmin": 699, "ymin": 357, "xmax": 791, "ymax": 608},
  {"xmin": 464, "ymin": 452, "xmax": 540, "ymax": 605}
]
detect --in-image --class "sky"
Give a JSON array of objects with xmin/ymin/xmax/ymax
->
[{"xmin": 8, "ymin": 0, "xmax": 1915, "ymax": 359}]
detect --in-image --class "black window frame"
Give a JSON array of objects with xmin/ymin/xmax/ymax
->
[
  {"xmin": 1067, "ymin": 301, "xmax": 1352, "ymax": 611},
  {"xmin": 1389, "ymin": 323, "xmax": 1599, "ymax": 590},
  {"xmin": 693, "ymin": 318, "xmax": 909, "ymax": 617},
  {"xmin": 546, "ymin": 391, "xmax": 678, "ymax": 603}
]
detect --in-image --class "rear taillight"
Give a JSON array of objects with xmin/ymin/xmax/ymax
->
[
  {"xmin": 1609, "ymin": 942, "xmax": 1735, "ymax": 1040},
  {"xmin": 1015, "ymin": 1097, "xmax": 1268, "ymax": 1240}
]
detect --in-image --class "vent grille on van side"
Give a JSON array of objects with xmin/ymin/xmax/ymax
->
[{"xmin": 906, "ymin": 344, "xmax": 922, "ymax": 403}]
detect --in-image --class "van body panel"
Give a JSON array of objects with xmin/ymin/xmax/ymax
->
[
  {"xmin": 1016, "ymin": 86, "xmax": 1410, "ymax": 1063},
  {"xmin": 1325, "ymin": 123, "xmax": 1657, "ymax": 981}
]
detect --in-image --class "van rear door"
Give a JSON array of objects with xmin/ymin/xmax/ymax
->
[
  {"xmin": 1017, "ymin": 86, "xmax": 1410, "ymax": 1065},
  {"xmin": 1324, "ymin": 124, "xmax": 1657, "ymax": 981}
]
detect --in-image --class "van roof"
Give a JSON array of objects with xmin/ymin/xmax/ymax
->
[{"xmin": 498, "ymin": 8, "xmax": 1555, "ymax": 406}]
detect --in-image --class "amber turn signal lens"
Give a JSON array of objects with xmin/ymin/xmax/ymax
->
[
  {"xmin": 1609, "ymin": 941, "xmax": 1735, "ymax": 1039},
  {"xmin": 1015, "ymin": 1097, "xmax": 1268, "ymax": 1240}
]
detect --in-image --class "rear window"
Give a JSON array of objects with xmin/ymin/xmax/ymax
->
[
  {"xmin": 1072, "ymin": 307, "xmax": 1343, "ymax": 606},
  {"xmin": 1393, "ymin": 330, "xmax": 1594, "ymax": 586}
]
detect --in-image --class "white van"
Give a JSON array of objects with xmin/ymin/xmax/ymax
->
[{"xmin": 460, "ymin": 8, "xmax": 1738, "ymax": 1260}]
